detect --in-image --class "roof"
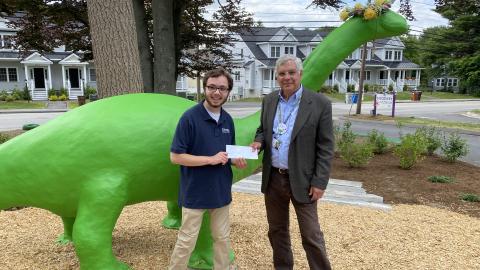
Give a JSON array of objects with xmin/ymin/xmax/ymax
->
[
  {"xmin": 238, "ymin": 27, "xmax": 409, "ymax": 69},
  {"xmin": 0, "ymin": 51, "xmax": 85, "ymax": 61}
]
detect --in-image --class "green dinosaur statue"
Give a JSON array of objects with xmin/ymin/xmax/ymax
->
[{"xmin": 0, "ymin": 7, "xmax": 407, "ymax": 270}]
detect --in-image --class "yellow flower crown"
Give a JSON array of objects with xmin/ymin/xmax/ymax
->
[{"xmin": 340, "ymin": 0, "xmax": 392, "ymax": 21}]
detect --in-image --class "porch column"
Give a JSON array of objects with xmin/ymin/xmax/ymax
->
[
  {"xmin": 83, "ymin": 65, "xmax": 88, "ymax": 94},
  {"xmin": 332, "ymin": 71, "xmax": 336, "ymax": 86},
  {"xmin": 62, "ymin": 65, "xmax": 66, "ymax": 90},
  {"xmin": 24, "ymin": 65, "xmax": 29, "ymax": 90},
  {"xmin": 47, "ymin": 65, "xmax": 53, "ymax": 90},
  {"xmin": 417, "ymin": 69, "xmax": 421, "ymax": 87},
  {"xmin": 387, "ymin": 70, "xmax": 391, "ymax": 85}
]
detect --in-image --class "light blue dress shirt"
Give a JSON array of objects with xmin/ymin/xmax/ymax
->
[{"xmin": 271, "ymin": 86, "xmax": 303, "ymax": 169}]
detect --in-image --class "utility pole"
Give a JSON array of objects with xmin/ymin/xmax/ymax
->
[{"xmin": 356, "ymin": 42, "xmax": 368, "ymax": 114}]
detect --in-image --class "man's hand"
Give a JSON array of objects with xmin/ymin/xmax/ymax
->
[
  {"xmin": 209, "ymin": 152, "xmax": 229, "ymax": 165},
  {"xmin": 250, "ymin": 142, "xmax": 261, "ymax": 152},
  {"xmin": 309, "ymin": 186, "xmax": 325, "ymax": 202},
  {"xmin": 232, "ymin": 158, "xmax": 247, "ymax": 169}
]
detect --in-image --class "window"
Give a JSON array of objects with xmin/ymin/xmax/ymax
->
[
  {"xmin": 89, "ymin": 68, "xmax": 96, "ymax": 82},
  {"xmin": 363, "ymin": 71, "xmax": 371, "ymax": 80},
  {"xmin": 453, "ymin": 78, "xmax": 458, "ymax": 87},
  {"xmin": 0, "ymin": 68, "xmax": 17, "ymax": 82},
  {"xmin": 385, "ymin": 50, "xmax": 393, "ymax": 60},
  {"xmin": 379, "ymin": 70, "xmax": 386, "ymax": 79},
  {"xmin": 345, "ymin": 70, "xmax": 350, "ymax": 80},
  {"xmin": 436, "ymin": 78, "xmax": 445, "ymax": 87},
  {"xmin": 360, "ymin": 49, "xmax": 370, "ymax": 60},
  {"xmin": 394, "ymin": 51, "xmax": 402, "ymax": 60},
  {"xmin": 284, "ymin": 46, "xmax": 294, "ymax": 55},
  {"xmin": 270, "ymin": 46, "xmax": 280, "ymax": 58},
  {"xmin": 8, "ymin": 68, "xmax": 17, "ymax": 82},
  {"xmin": 0, "ymin": 68, "xmax": 6, "ymax": 81},
  {"xmin": 234, "ymin": 72, "xmax": 240, "ymax": 81}
]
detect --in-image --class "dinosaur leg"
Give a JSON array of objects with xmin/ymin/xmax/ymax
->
[
  {"xmin": 72, "ymin": 178, "xmax": 130, "ymax": 270},
  {"xmin": 57, "ymin": 216, "xmax": 75, "ymax": 245},
  {"xmin": 162, "ymin": 200, "xmax": 182, "ymax": 229},
  {"xmin": 188, "ymin": 211, "xmax": 234, "ymax": 269}
]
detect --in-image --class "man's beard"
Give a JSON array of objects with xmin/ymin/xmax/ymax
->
[{"xmin": 205, "ymin": 95, "xmax": 227, "ymax": 108}]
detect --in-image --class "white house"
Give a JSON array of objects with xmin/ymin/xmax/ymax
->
[
  {"xmin": 0, "ymin": 14, "xmax": 190, "ymax": 101},
  {"xmin": 227, "ymin": 27, "xmax": 424, "ymax": 97},
  {"xmin": 0, "ymin": 16, "xmax": 97, "ymax": 100}
]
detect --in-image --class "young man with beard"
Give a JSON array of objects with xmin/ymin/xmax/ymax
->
[{"xmin": 168, "ymin": 68, "xmax": 247, "ymax": 270}]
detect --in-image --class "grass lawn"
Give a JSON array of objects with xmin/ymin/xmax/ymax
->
[
  {"xmin": 420, "ymin": 91, "xmax": 480, "ymax": 99},
  {"xmin": 346, "ymin": 114, "xmax": 480, "ymax": 132},
  {"xmin": 0, "ymin": 101, "xmax": 46, "ymax": 109}
]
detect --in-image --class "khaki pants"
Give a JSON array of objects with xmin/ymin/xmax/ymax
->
[{"xmin": 168, "ymin": 204, "xmax": 231, "ymax": 270}]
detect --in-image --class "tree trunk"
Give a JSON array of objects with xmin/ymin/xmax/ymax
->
[
  {"xmin": 87, "ymin": 0, "xmax": 143, "ymax": 98},
  {"xmin": 356, "ymin": 43, "xmax": 367, "ymax": 115},
  {"xmin": 132, "ymin": 0, "xmax": 154, "ymax": 93},
  {"xmin": 152, "ymin": 0, "xmax": 176, "ymax": 95}
]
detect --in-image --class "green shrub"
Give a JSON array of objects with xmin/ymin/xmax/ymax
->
[
  {"xmin": 367, "ymin": 129, "xmax": 389, "ymax": 154},
  {"xmin": 428, "ymin": 175, "xmax": 454, "ymax": 183},
  {"xmin": 394, "ymin": 133, "xmax": 427, "ymax": 169},
  {"xmin": 337, "ymin": 121, "xmax": 356, "ymax": 150},
  {"xmin": 59, "ymin": 88, "xmax": 69, "ymax": 98},
  {"xmin": 363, "ymin": 83, "xmax": 369, "ymax": 92},
  {"xmin": 84, "ymin": 86, "xmax": 97, "ymax": 99},
  {"xmin": 0, "ymin": 132, "xmax": 9, "ymax": 144},
  {"xmin": 460, "ymin": 193, "xmax": 480, "ymax": 202},
  {"xmin": 333, "ymin": 84, "xmax": 339, "ymax": 93},
  {"xmin": 347, "ymin": 84, "xmax": 355, "ymax": 92},
  {"xmin": 415, "ymin": 127, "xmax": 442, "ymax": 155},
  {"xmin": 49, "ymin": 95, "xmax": 58, "ymax": 101},
  {"xmin": 441, "ymin": 132, "xmax": 469, "ymax": 162},
  {"xmin": 319, "ymin": 86, "xmax": 333, "ymax": 94},
  {"xmin": 48, "ymin": 89, "xmax": 57, "ymax": 97},
  {"xmin": 339, "ymin": 142, "xmax": 374, "ymax": 167},
  {"xmin": 22, "ymin": 85, "xmax": 31, "ymax": 101},
  {"xmin": 11, "ymin": 89, "xmax": 22, "ymax": 100},
  {"xmin": 0, "ymin": 91, "xmax": 7, "ymax": 101},
  {"xmin": 58, "ymin": 94, "xmax": 67, "ymax": 101},
  {"xmin": 388, "ymin": 84, "xmax": 394, "ymax": 92},
  {"xmin": 5, "ymin": 95, "xmax": 14, "ymax": 102}
]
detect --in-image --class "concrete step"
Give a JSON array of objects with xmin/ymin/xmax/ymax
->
[{"xmin": 232, "ymin": 173, "xmax": 390, "ymax": 210}]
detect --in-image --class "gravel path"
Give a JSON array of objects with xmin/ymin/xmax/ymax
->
[{"xmin": 1, "ymin": 193, "xmax": 479, "ymax": 269}]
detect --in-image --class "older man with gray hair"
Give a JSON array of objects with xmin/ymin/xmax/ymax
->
[{"xmin": 251, "ymin": 55, "xmax": 334, "ymax": 269}]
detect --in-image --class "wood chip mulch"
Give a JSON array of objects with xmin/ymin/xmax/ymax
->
[{"xmin": 1, "ymin": 193, "xmax": 479, "ymax": 269}]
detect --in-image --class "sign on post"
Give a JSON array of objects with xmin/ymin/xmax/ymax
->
[{"xmin": 373, "ymin": 92, "xmax": 396, "ymax": 117}]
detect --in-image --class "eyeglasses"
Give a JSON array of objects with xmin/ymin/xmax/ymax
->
[{"xmin": 205, "ymin": 85, "xmax": 229, "ymax": 93}]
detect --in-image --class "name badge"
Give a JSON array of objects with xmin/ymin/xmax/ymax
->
[{"xmin": 222, "ymin": 128, "xmax": 230, "ymax": 134}]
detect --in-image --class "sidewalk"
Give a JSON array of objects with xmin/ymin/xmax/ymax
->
[{"xmin": 0, "ymin": 101, "xmax": 69, "ymax": 114}]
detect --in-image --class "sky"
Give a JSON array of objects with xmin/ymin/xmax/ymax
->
[{"xmin": 208, "ymin": 0, "xmax": 449, "ymax": 35}]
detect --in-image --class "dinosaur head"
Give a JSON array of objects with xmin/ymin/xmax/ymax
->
[{"xmin": 363, "ymin": 10, "xmax": 409, "ymax": 40}]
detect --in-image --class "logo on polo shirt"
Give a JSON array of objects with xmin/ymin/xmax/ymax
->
[{"xmin": 222, "ymin": 128, "xmax": 230, "ymax": 134}]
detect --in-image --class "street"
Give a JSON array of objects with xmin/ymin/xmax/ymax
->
[{"xmin": 1, "ymin": 100, "xmax": 479, "ymax": 166}]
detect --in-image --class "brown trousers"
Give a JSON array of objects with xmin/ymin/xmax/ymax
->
[{"xmin": 265, "ymin": 169, "xmax": 331, "ymax": 270}]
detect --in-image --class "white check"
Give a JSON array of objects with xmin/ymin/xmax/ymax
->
[{"xmin": 226, "ymin": 145, "xmax": 258, "ymax": 159}]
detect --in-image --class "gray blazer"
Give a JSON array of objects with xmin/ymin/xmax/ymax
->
[{"xmin": 254, "ymin": 87, "xmax": 334, "ymax": 203}]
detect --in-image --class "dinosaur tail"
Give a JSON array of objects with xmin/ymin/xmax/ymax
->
[{"xmin": 0, "ymin": 142, "xmax": 22, "ymax": 210}]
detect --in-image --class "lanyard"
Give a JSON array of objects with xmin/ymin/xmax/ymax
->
[{"xmin": 277, "ymin": 92, "xmax": 302, "ymax": 126}]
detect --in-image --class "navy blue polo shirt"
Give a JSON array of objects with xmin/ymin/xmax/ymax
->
[{"xmin": 170, "ymin": 102, "xmax": 235, "ymax": 209}]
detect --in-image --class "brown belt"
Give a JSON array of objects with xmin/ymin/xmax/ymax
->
[{"xmin": 272, "ymin": 166, "xmax": 289, "ymax": 175}]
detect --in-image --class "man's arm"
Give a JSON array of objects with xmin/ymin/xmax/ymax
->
[{"xmin": 170, "ymin": 152, "xmax": 229, "ymax": 167}]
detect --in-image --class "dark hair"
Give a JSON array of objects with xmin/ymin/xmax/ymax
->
[{"xmin": 202, "ymin": 68, "xmax": 233, "ymax": 91}]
